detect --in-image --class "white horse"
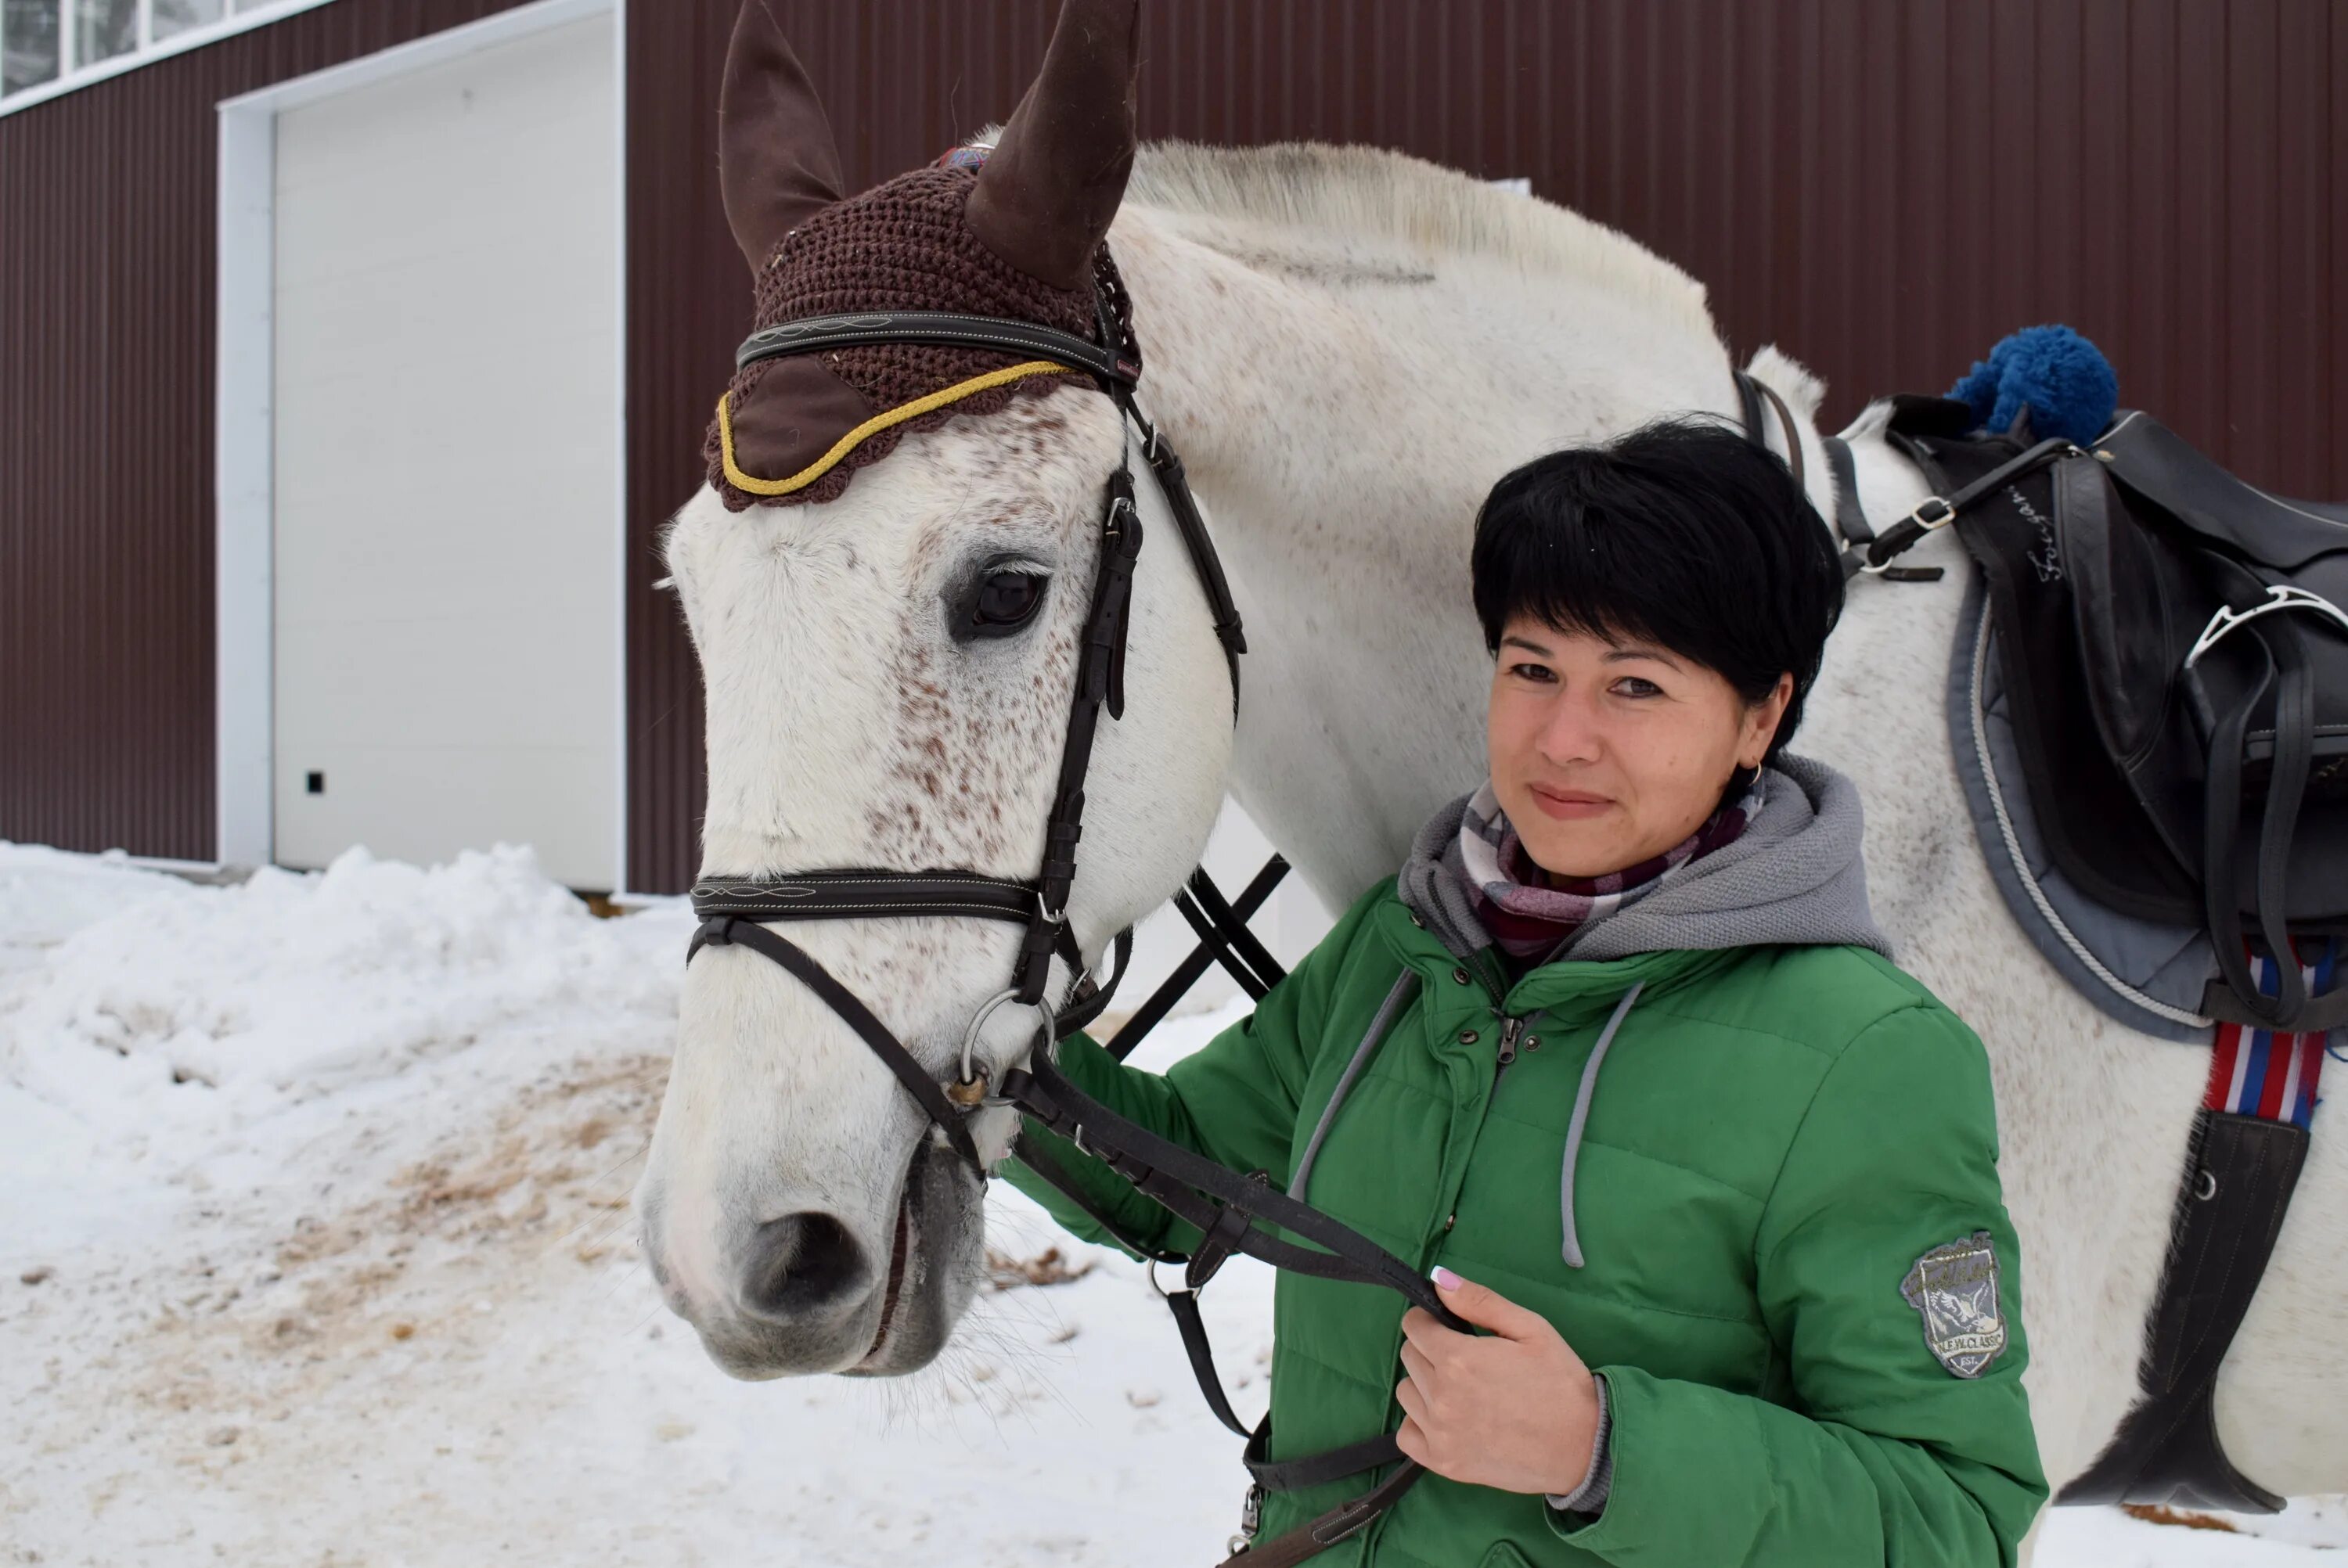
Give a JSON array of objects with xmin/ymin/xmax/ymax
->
[{"xmin": 636, "ymin": 0, "xmax": 2348, "ymax": 1516}]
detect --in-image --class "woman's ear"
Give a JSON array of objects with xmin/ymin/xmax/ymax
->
[{"xmin": 1740, "ymin": 673, "xmax": 1797, "ymax": 769}]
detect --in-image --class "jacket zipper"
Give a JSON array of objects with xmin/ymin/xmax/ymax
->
[
  {"xmin": 1439, "ymin": 997, "xmax": 1526, "ymax": 1242},
  {"xmin": 1492, "ymin": 1012, "xmax": 1525, "ymax": 1095}
]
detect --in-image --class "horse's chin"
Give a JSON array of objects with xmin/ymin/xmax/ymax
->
[{"xmin": 840, "ymin": 1142, "xmax": 981, "ymax": 1377}]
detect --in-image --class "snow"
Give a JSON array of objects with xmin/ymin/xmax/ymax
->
[{"xmin": 2, "ymin": 839, "xmax": 2339, "ymax": 1566}]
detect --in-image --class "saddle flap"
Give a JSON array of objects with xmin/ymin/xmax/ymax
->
[
  {"xmin": 2057, "ymin": 452, "xmax": 2180, "ymax": 768},
  {"xmin": 2098, "ymin": 412, "xmax": 2348, "ymax": 573}
]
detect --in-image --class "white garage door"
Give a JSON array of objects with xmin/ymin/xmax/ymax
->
[{"xmin": 272, "ymin": 14, "xmax": 618, "ymax": 889}]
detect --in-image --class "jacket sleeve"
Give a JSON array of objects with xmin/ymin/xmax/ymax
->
[
  {"xmin": 1549, "ymin": 1001, "xmax": 2048, "ymax": 1566},
  {"xmin": 1001, "ymin": 886, "xmax": 1386, "ymax": 1260}
]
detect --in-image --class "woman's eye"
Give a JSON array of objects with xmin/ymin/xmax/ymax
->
[
  {"xmin": 1612, "ymin": 676, "xmax": 1664, "ymax": 699},
  {"xmin": 1509, "ymin": 662, "xmax": 1557, "ymax": 684},
  {"xmin": 971, "ymin": 570, "xmax": 1046, "ymax": 632}
]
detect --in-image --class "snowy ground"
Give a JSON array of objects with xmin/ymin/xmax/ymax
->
[{"xmin": 3, "ymin": 840, "xmax": 2341, "ymax": 1566}]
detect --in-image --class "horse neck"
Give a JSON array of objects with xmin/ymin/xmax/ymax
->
[
  {"xmin": 1105, "ymin": 205, "xmax": 1771, "ymax": 902},
  {"xmin": 1107, "ymin": 211, "xmax": 1373, "ymax": 509}
]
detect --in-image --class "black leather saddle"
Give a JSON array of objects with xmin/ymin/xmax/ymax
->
[
  {"xmin": 1882, "ymin": 396, "xmax": 2348, "ymax": 1032},
  {"xmin": 1861, "ymin": 396, "xmax": 2348, "ymax": 1514}
]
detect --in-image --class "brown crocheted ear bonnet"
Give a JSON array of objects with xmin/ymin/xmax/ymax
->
[{"xmin": 708, "ymin": 0, "xmax": 1141, "ymax": 511}]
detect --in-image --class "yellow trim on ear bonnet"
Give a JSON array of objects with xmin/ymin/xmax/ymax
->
[{"xmin": 715, "ymin": 359, "xmax": 1073, "ymax": 498}]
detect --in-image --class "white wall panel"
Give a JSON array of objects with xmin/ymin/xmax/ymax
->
[{"xmin": 272, "ymin": 13, "xmax": 617, "ymax": 887}]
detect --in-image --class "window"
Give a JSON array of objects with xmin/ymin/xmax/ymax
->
[
  {"xmin": 2, "ymin": 0, "xmax": 59, "ymax": 95},
  {"xmin": 152, "ymin": 0, "xmax": 222, "ymax": 44},
  {"xmin": 73, "ymin": 0, "xmax": 135, "ymax": 66},
  {"xmin": 2, "ymin": 0, "xmax": 318, "ymax": 104}
]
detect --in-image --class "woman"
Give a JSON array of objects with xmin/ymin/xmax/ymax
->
[{"xmin": 1007, "ymin": 419, "xmax": 2047, "ymax": 1566}]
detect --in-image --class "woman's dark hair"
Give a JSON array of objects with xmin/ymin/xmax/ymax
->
[{"xmin": 1470, "ymin": 416, "xmax": 1845, "ymax": 763}]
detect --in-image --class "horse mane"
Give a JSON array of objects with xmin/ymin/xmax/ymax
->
[{"xmin": 1122, "ymin": 138, "xmax": 1718, "ymax": 340}]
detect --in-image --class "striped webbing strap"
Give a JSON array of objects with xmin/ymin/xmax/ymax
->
[{"xmin": 2204, "ymin": 940, "xmax": 2342, "ymax": 1130}]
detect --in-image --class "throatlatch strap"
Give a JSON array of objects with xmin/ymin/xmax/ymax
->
[{"xmin": 1136, "ymin": 413, "xmax": 1247, "ymax": 707}]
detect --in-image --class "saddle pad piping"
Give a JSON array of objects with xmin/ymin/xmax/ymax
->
[{"xmin": 1969, "ymin": 605, "xmax": 2211, "ymax": 1029}]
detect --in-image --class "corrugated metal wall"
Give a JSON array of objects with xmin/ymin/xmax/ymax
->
[
  {"xmin": 5, "ymin": 2, "xmax": 2336, "ymax": 879},
  {"xmin": 0, "ymin": 0, "xmax": 538, "ymax": 860},
  {"xmin": 625, "ymin": 0, "xmax": 2346, "ymax": 892}
]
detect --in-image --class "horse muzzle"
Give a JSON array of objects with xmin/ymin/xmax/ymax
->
[{"xmin": 640, "ymin": 1139, "xmax": 981, "ymax": 1379}]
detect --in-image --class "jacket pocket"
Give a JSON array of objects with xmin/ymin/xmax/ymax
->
[{"xmin": 1478, "ymin": 1544, "xmax": 1535, "ymax": 1568}]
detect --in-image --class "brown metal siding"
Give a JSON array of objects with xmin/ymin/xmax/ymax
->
[
  {"xmin": 8, "ymin": 2, "xmax": 2326, "ymax": 883},
  {"xmin": 624, "ymin": 0, "xmax": 2345, "ymax": 892},
  {"xmin": 0, "ymin": 0, "xmax": 541, "ymax": 860}
]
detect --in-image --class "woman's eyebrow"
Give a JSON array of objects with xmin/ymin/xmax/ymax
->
[
  {"xmin": 1499, "ymin": 634, "xmax": 1554, "ymax": 656},
  {"xmin": 1602, "ymin": 645, "xmax": 1686, "ymax": 672}
]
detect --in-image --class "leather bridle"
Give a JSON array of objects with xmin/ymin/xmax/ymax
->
[{"xmin": 682, "ymin": 278, "xmax": 1470, "ymax": 1565}]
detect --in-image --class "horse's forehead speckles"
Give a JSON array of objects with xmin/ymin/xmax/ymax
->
[{"xmin": 856, "ymin": 584, "xmax": 1081, "ymax": 870}]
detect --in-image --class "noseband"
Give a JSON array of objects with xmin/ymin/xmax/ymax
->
[{"xmin": 682, "ymin": 282, "xmax": 1474, "ymax": 1565}]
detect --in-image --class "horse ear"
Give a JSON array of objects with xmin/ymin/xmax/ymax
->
[
  {"xmin": 967, "ymin": 0, "xmax": 1140, "ymax": 291},
  {"xmin": 719, "ymin": 0, "xmax": 847, "ymax": 274}
]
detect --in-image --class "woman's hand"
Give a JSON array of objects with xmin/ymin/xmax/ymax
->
[{"xmin": 1395, "ymin": 1266, "xmax": 1601, "ymax": 1495}]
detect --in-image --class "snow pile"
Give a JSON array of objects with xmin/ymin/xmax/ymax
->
[
  {"xmin": 0, "ymin": 839, "xmax": 2340, "ymax": 1565},
  {"xmin": 5, "ymin": 843, "xmax": 679, "ymax": 1120},
  {"xmin": 0, "ymin": 840, "xmax": 691, "ymax": 1264}
]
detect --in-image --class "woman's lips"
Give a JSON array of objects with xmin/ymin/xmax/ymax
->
[{"xmin": 1526, "ymin": 785, "xmax": 1614, "ymax": 821}]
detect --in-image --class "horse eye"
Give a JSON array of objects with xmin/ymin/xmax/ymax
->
[{"xmin": 971, "ymin": 570, "xmax": 1046, "ymax": 634}]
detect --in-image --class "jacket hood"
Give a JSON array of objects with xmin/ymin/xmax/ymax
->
[{"xmin": 1399, "ymin": 753, "xmax": 1892, "ymax": 966}]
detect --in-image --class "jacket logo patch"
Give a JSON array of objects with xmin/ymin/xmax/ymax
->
[{"xmin": 1900, "ymin": 1232, "xmax": 2008, "ymax": 1379}]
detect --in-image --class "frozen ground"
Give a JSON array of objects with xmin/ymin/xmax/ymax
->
[{"xmin": 2, "ymin": 840, "xmax": 2340, "ymax": 1566}]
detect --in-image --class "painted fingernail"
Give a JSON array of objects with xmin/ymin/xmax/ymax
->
[{"xmin": 1431, "ymin": 1265, "xmax": 1463, "ymax": 1292}]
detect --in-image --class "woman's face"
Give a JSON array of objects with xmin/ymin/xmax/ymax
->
[{"xmin": 1486, "ymin": 613, "xmax": 1792, "ymax": 879}]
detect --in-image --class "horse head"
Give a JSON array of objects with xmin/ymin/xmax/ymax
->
[{"xmin": 635, "ymin": 0, "xmax": 1232, "ymax": 1379}]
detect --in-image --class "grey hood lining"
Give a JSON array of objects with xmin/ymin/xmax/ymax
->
[{"xmin": 1398, "ymin": 755, "xmax": 1892, "ymax": 968}]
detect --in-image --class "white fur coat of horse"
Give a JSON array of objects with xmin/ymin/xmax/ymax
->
[{"xmin": 637, "ymin": 7, "xmax": 2347, "ymax": 1519}]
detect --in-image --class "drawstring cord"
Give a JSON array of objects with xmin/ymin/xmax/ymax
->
[
  {"xmin": 1286, "ymin": 968, "xmax": 1644, "ymax": 1270},
  {"xmin": 1560, "ymin": 982, "xmax": 1644, "ymax": 1268}
]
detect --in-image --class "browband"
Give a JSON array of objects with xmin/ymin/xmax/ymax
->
[{"xmin": 736, "ymin": 309, "xmax": 1142, "ymax": 391}]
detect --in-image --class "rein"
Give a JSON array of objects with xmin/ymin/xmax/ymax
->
[{"xmin": 685, "ymin": 287, "xmax": 1467, "ymax": 1565}]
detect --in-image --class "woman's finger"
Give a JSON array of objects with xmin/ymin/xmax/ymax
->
[
  {"xmin": 1395, "ymin": 1414, "xmax": 1428, "ymax": 1466},
  {"xmin": 1398, "ymin": 1339, "xmax": 1434, "ymax": 1386},
  {"xmin": 1431, "ymin": 1265, "xmax": 1556, "ymax": 1342},
  {"xmin": 1399, "ymin": 1304, "xmax": 1467, "ymax": 1358}
]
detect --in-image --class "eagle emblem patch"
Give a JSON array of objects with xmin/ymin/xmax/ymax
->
[{"xmin": 1900, "ymin": 1232, "xmax": 2008, "ymax": 1379}]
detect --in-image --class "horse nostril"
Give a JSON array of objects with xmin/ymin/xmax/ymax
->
[{"xmin": 739, "ymin": 1211, "xmax": 870, "ymax": 1320}]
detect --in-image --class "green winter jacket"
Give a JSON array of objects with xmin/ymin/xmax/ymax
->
[{"xmin": 1007, "ymin": 761, "xmax": 2046, "ymax": 1566}]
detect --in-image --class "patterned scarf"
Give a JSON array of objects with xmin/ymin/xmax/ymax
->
[{"xmin": 1460, "ymin": 775, "xmax": 1764, "ymax": 959}]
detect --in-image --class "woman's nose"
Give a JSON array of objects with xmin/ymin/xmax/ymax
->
[{"xmin": 1536, "ymin": 693, "xmax": 1604, "ymax": 767}]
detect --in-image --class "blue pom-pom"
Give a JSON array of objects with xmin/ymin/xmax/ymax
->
[{"xmin": 1948, "ymin": 325, "xmax": 2118, "ymax": 445}]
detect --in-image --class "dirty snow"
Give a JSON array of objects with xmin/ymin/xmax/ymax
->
[{"xmin": 2, "ymin": 840, "xmax": 2339, "ymax": 1565}]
